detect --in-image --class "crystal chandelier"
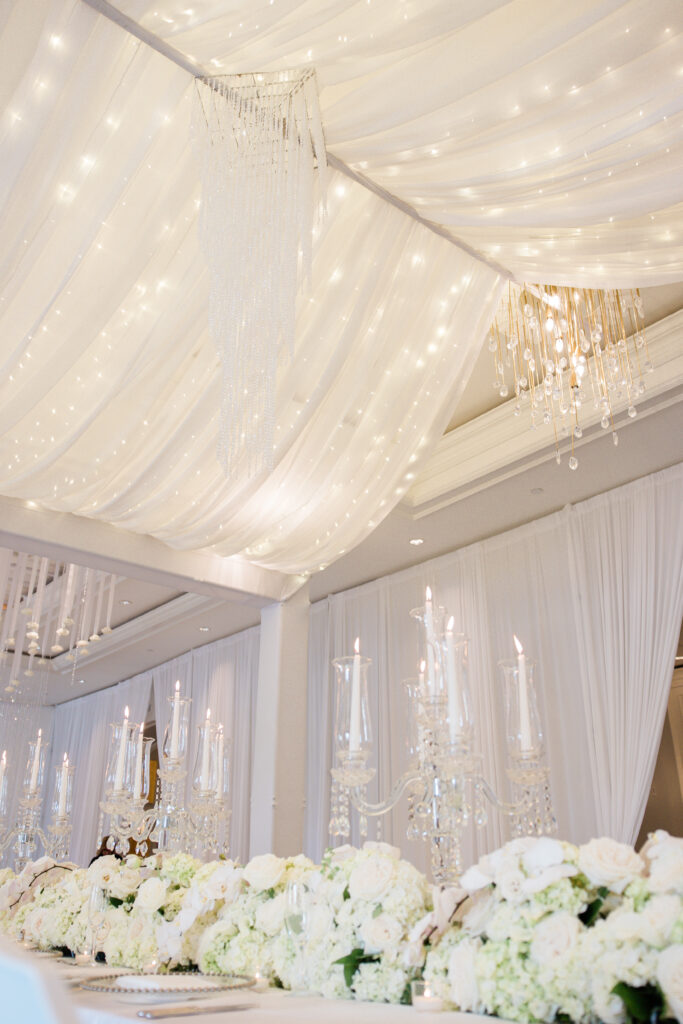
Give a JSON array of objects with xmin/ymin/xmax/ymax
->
[
  {"xmin": 488, "ymin": 285, "xmax": 653, "ymax": 469},
  {"xmin": 193, "ymin": 69, "xmax": 326, "ymax": 480},
  {"xmin": 0, "ymin": 548, "xmax": 118, "ymax": 697},
  {"xmin": 329, "ymin": 589, "xmax": 556, "ymax": 884}
]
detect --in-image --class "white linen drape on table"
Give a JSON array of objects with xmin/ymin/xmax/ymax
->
[
  {"xmin": 305, "ymin": 463, "xmax": 683, "ymax": 869},
  {"xmin": 567, "ymin": 467, "xmax": 683, "ymax": 843},
  {"xmin": 150, "ymin": 628, "xmax": 259, "ymax": 864},
  {"xmin": 44, "ymin": 672, "xmax": 152, "ymax": 867},
  {"xmin": 0, "ymin": 702, "xmax": 54, "ymax": 868}
]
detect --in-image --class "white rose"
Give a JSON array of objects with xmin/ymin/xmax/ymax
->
[
  {"xmin": 136, "ymin": 877, "xmax": 167, "ymax": 913},
  {"xmin": 578, "ymin": 838, "xmax": 644, "ymax": 894},
  {"xmin": 641, "ymin": 834, "xmax": 683, "ymax": 895},
  {"xmin": 640, "ymin": 894, "xmax": 681, "ymax": 945},
  {"xmin": 461, "ymin": 889, "xmax": 497, "ymax": 936},
  {"xmin": 657, "ymin": 945, "xmax": 683, "ymax": 1022},
  {"xmin": 522, "ymin": 837, "xmax": 566, "ymax": 873},
  {"xmin": 362, "ymin": 841, "xmax": 400, "ymax": 860},
  {"xmin": 329, "ymin": 844, "xmax": 357, "ymax": 864},
  {"xmin": 87, "ymin": 855, "xmax": 121, "ymax": 890},
  {"xmin": 360, "ymin": 911, "xmax": 403, "ymax": 953},
  {"xmin": 530, "ymin": 911, "xmax": 581, "ymax": 966},
  {"xmin": 448, "ymin": 938, "xmax": 481, "ymax": 1012},
  {"xmin": 202, "ymin": 863, "xmax": 243, "ymax": 903},
  {"xmin": 156, "ymin": 920, "xmax": 183, "ymax": 961},
  {"xmin": 496, "ymin": 867, "xmax": 526, "ymax": 903},
  {"xmin": 307, "ymin": 901, "xmax": 333, "ymax": 942},
  {"xmin": 255, "ymin": 893, "xmax": 286, "ymax": 936},
  {"xmin": 108, "ymin": 866, "xmax": 142, "ymax": 900},
  {"xmin": 243, "ymin": 854, "xmax": 286, "ymax": 892},
  {"xmin": 349, "ymin": 856, "xmax": 395, "ymax": 901},
  {"xmin": 460, "ymin": 863, "xmax": 493, "ymax": 893},
  {"xmin": 522, "ymin": 862, "xmax": 577, "ymax": 895}
]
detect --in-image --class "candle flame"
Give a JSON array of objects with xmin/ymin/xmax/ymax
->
[
  {"xmin": 63, "ymin": 753, "xmax": 68, "ymax": 766},
  {"xmin": 139, "ymin": 721, "xmax": 145, "ymax": 733},
  {"xmin": 354, "ymin": 636, "xmax": 360, "ymax": 655},
  {"xmin": 206, "ymin": 707, "xmax": 211, "ymax": 720},
  {"xmin": 446, "ymin": 615, "xmax": 455, "ymax": 632},
  {"xmin": 175, "ymin": 679, "xmax": 180, "ymax": 694},
  {"xmin": 513, "ymin": 634, "xmax": 524, "ymax": 655},
  {"xmin": 425, "ymin": 586, "xmax": 432, "ymax": 601},
  {"xmin": 217, "ymin": 723, "xmax": 224, "ymax": 734},
  {"xmin": 124, "ymin": 705, "xmax": 129, "ymax": 718},
  {"xmin": 419, "ymin": 658, "xmax": 426, "ymax": 673},
  {"xmin": 38, "ymin": 728, "xmax": 42, "ymax": 738},
  {"xmin": 1, "ymin": 750, "xmax": 6, "ymax": 764}
]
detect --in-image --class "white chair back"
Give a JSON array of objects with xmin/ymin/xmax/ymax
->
[{"xmin": 0, "ymin": 938, "xmax": 72, "ymax": 1024}]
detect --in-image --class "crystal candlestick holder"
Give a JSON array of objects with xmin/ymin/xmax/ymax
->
[
  {"xmin": 48, "ymin": 760, "xmax": 75, "ymax": 860},
  {"xmin": 329, "ymin": 651, "xmax": 374, "ymax": 840}
]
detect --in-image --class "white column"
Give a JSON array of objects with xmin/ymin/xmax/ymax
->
[{"xmin": 249, "ymin": 581, "xmax": 310, "ymax": 858}]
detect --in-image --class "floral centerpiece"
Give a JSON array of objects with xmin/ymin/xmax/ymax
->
[{"xmin": 0, "ymin": 832, "xmax": 680, "ymax": 1023}]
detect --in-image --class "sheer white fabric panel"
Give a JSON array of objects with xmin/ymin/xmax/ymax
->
[
  {"xmin": 306, "ymin": 464, "xmax": 683, "ymax": 868},
  {"xmin": 568, "ymin": 464, "xmax": 683, "ymax": 843},
  {"xmin": 118, "ymin": 0, "xmax": 683, "ymax": 284},
  {"xmin": 179, "ymin": 629, "xmax": 260, "ymax": 864},
  {"xmin": 0, "ymin": 702, "xmax": 54, "ymax": 867},
  {"xmin": 45, "ymin": 672, "xmax": 152, "ymax": 866},
  {"xmin": 0, "ymin": 1, "xmax": 502, "ymax": 574}
]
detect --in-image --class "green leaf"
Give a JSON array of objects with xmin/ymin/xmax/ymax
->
[
  {"xmin": 109, "ymin": 897, "xmax": 123, "ymax": 908},
  {"xmin": 342, "ymin": 886, "xmax": 350, "ymax": 901},
  {"xmin": 611, "ymin": 983, "xmax": 665, "ymax": 1024},
  {"xmin": 372, "ymin": 904, "xmax": 383, "ymax": 918},
  {"xmin": 400, "ymin": 979, "xmax": 413, "ymax": 1005},
  {"xmin": 333, "ymin": 947, "xmax": 380, "ymax": 989},
  {"xmin": 579, "ymin": 886, "xmax": 610, "ymax": 927},
  {"xmin": 265, "ymin": 888, "xmax": 276, "ymax": 899}
]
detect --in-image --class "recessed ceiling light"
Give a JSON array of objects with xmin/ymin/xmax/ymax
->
[
  {"xmin": 409, "ymin": 538, "xmax": 424, "ymax": 546},
  {"xmin": 198, "ymin": 626, "xmax": 210, "ymax": 632},
  {"xmin": 119, "ymin": 599, "xmax": 132, "ymax": 606}
]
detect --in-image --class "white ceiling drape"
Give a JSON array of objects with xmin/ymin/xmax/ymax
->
[
  {"xmin": 114, "ymin": 0, "xmax": 683, "ymax": 285},
  {"xmin": 0, "ymin": 0, "xmax": 681, "ymax": 577}
]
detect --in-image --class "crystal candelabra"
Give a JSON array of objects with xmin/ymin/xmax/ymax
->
[
  {"xmin": 0, "ymin": 733, "xmax": 75, "ymax": 869},
  {"xmin": 329, "ymin": 591, "xmax": 556, "ymax": 884},
  {"xmin": 98, "ymin": 686, "xmax": 231, "ymax": 859}
]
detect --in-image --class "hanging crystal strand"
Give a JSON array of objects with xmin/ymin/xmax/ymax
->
[
  {"xmin": 0, "ymin": 548, "xmax": 12, "ymax": 630},
  {"xmin": 3, "ymin": 552, "xmax": 27, "ymax": 652},
  {"xmin": 90, "ymin": 571, "xmax": 106, "ymax": 641},
  {"xmin": 63, "ymin": 565, "xmax": 80, "ymax": 631},
  {"xmin": 101, "ymin": 574, "xmax": 117, "ymax": 634},
  {"xmin": 21, "ymin": 555, "xmax": 40, "ymax": 620},
  {"xmin": 9, "ymin": 618, "xmax": 26, "ymax": 687},
  {"xmin": 52, "ymin": 563, "xmax": 70, "ymax": 652},
  {"xmin": 75, "ymin": 568, "xmax": 95, "ymax": 654},
  {"xmin": 26, "ymin": 557, "xmax": 49, "ymax": 653}
]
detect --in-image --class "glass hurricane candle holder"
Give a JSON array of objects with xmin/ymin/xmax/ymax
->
[
  {"xmin": 214, "ymin": 732, "xmax": 231, "ymax": 802},
  {"xmin": 333, "ymin": 652, "xmax": 373, "ymax": 762},
  {"xmin": 23, "ymin": 735, "xmax": 48, "ymax": 803},
  {"xmin": 161, "ymin": 694, "xmax": 192, "ymax": 770},
  {"xmin": 192, "ymin": 718, "xmax": 216, "ymax": 796},
  {"xmin": 437, "ymin": 631, "xmax": 474, "ymax": 752},
  {"xmin": 51, "ymin": 760, "xmax": 74, "ymax": 821},
  {"xmin": 499, "ymin": 657, "xmax": 544, "ymax": 761},
  {"xmin": 409, "ymin": 594, "xmax": 446, "ymax": 699},
  {"xmin": 104, "ymin": 720, "xmax": 137, "ymax": 798},
  {"xmin": 130, "ymin": 735, "xmax": 153, "ymax": 804}
]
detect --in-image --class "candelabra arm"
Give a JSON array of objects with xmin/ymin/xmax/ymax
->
[
  {"xmin": 349, "ymin": 770, "xmax": 422, "ymax": 818},
  {"xmin": 475, "ymin": 774, "xmax": 528, "ymax": 817}
]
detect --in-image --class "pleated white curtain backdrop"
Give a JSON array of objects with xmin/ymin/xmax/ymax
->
[
  {"xmin": 0, "ymin": 703, "xmax": 54, "ymax": 868},
  {"xmin": 305, "ymin": 463, "xmax": 683, "ymax": 871},
  {"xmin": 151, "ymin": 628, "xmax": 260, "ymax": 864},
  {"xmin": 567, "ymin": 468, "xmax": 683, "ymax": 843},
  {"xmin": 45, "ymin": 672, "xmax": 153, "ymax": 867}
]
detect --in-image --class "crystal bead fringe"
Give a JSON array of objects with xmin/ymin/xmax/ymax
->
[{"xmin": 193, "ymin": 70, "xmax": 327, "ymax": 480}]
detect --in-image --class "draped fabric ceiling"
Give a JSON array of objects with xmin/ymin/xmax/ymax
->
[{"xmin": 0, "ymin": 0, "xmax": 681, "ymax": 575}]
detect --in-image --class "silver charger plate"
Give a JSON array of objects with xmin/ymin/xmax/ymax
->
[{"xmin": 79, "ymin": 973, "xmax": 255, "ymax": 1005}]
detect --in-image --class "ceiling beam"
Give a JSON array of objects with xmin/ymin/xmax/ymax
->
[{"xmin": 0, "ymin": 497, "xmax": 296, "ymax": 604}]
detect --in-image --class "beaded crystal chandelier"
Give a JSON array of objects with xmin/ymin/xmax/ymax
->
[
  {"xmin": 193, "ymin": 70, "xmax": 326, "ymax": 480},
  {"xmin": 489, "ymin": 285, "xmax": 652, "ymax": 469}
]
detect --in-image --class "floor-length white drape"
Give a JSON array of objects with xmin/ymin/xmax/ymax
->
[
  {"xmin": 567, "ymin": 466, "xmax": 683, "ymax": 844},
  {"xmin": 305, "ymin": 463, "xmax": 683, "ymax": 870},
  {"xmin": 0, "ymin": 702, "xmax": 54, "ymax": 868},
  {"xmin": 45, "ymin": 672, "xmax": 153, "ymax": 867},
  {"xmin": 150, "ymin": 628, "xmax": 259, "ymax": 864}
]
